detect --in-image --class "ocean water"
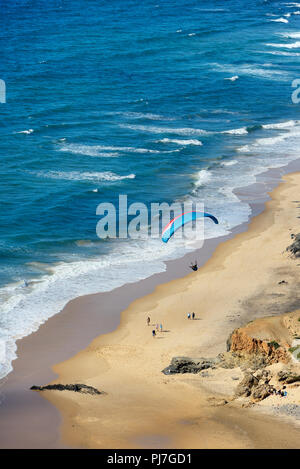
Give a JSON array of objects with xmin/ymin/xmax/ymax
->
[{"xmin": 1, "ymin": 0, "xmax": 300, "ymax": 379}]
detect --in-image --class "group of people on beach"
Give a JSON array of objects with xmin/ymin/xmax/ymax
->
[
  {"xmin": 187, "ymin": 312, "xmax": 196, "ymax": 320},
  {"xmin": 147, "ymin": 311, "xmax": 197, "ymax": 337},
  {"xmin": 147, "ymin": 316, "xmax": 163, "ymax": 337},
  {"xmin": 270, "ymin": 386, "xmax": 288, "ymax": 398}
]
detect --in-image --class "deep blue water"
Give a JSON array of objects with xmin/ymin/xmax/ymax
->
[{"xmin": 1, "ymin": 0, "xmax": 300, "ymax": 378}]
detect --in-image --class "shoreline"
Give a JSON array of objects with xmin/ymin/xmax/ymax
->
[
  {"xmin": 41, "ymin": 168, "xmax": 300, "ymax": 449},
  {"xmin": 44, "ymin": 169, "xmax": 300, "ymax": 449},
  {"xmin": 1, "ymin": 159, "xmax": 300, "ymax": 448}
]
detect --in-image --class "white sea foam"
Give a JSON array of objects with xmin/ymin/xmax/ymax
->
[
  {"xmin": 222, "ymin": 127, "xmax": 248, "ymax": 135},
  {"xmin": 236, "ymin": 145, "xmax": 251, "ymax": 153},
  {"xmin": 58, "ymin": 143, "xmax": 165, "ymax": 155},
  {"xmin": 224, "ymin": 75, "xmax": 239, "ymax": 81},
  {"xmin": 255, "ymin": 135, "xmax": 288, "ymax": 146},
  {"xmin": 158, "ymin": 138, "xmax": 203, "ymax": 145},
  {"xmin": 210, "ymin": 62, "xmax": 290, "ymax": 82},
  {"xmin": 262, "ymin": 120, "xmax": 299, "ymax": 129},
  {"xmin": 280, "ymin": 32, "xmax": 300, "ymax": 38},
  {"xmin": 269, "ymin": 18, "xmax": 289, "ymax": 23},
  {"xmin": 31, "ymin": 171, "xmax": 136, "ymax": 182},
  {"xmin": 221, "ymin": 160, "xmax": 238, "ymax": 166},
  {"xmin": 266, "ymin": 41, "xmax": 300, "ymax": 48},
  {"xmin": 263, "ymin": 50, "xmax": 300, "ymax": 56},
  {"xmin": 193, "ymin": 169, "xmax": 212, "ymax": 189},
  {"xmin": 17, "ymin": 129, "xmax": 34, "ymax": 134},
  {"xmin": 237, "ymin": 120, "xmax": 300, "ymax": 153},
  {"xmin": 108, "ymin": 111, "xmax": 175, "ymax": 121},
  {"xmin": 237, "ymin": 135, "xmax": 287, "ymax": 151},
  {"xmin": 120, "ymin": 123, "xmax": 210, "ymax": 136},
  {"xmin": 59, "ymin": 144, "xmax": 119, "ymax": 157}
]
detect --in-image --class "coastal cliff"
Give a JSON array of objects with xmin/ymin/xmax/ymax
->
[
  {"xmin": 228, "ymin": 310, "xmax": 300, "ymax": 365},
  {"xmin": 228, "ymin": 326, "xmax": 290, "ymax": 365},
  {"xmin": 163, "ymin": 310, "xmax": 300, "ymax": 406}
]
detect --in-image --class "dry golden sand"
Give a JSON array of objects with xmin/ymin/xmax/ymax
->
[{"xmin": 43, "ymin": 173, "xmax": 300, "ymax": 449}]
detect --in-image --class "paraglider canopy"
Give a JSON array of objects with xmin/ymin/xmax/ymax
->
[{"xmin": 161, "ymin": 211, "xmax": 218, "ymax": 243}]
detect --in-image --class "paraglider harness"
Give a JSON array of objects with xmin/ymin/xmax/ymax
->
[{"xmin": 189, "ymin": 261, "xmax": 198, "ymax": 271}]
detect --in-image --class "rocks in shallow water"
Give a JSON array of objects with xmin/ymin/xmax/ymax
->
[
  {"xmin": 161, "ymin": 356, "xmax": 218, "ymax": 375},
  {"xmin": 30, "ymin": 383, "xmax": 102, "ymax": 395},
  {"xmin": 287, "ymin": 233, "xmax": 300, "ymax": 257}
]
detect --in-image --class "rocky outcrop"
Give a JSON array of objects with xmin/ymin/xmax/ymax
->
[
  {"xmin": 234, "ymin": 369, "xmax": 273, "ymax": 401},
  {"xmin": 287, "ymin": 233, "xmax": 300, "ymax": 257},
  {"xmin": 218, "ymin": 351, "xmax": 267, "ymax": 370},
  {"xmin": 162, "ymin": 356, "xmax": 219, "ymax": 375},
  {"xmin": 251, "ymin": 383, "xmax": 273, "ymax": 401},
  {"xmin": 234, "ymin": 372, "xmax": 259, "ymax": 397},
  {"xmin": 30, "ymin": 383, "xmax": 102, "ymax": 395},
  {"xmin": 277, "ymin": 370, "xmax": 300, "ymax": 384},
  {"xmin": 161, "ymin": 312, "xmax": 297, "ymax": 411},
  {"xmin": 229, "ymin": 329, "xmax": 290, "ymax": 365}
]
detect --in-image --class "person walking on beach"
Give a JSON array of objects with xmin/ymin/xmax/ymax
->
[
  {"xmin": 160, "ymin": 323, "xmax": 163, "ymax": 332},
  {"xmin": 147, "ymin": 316, "xmax": 150, "ymax": 326},
  {"xmin": 156, "ymin": 323, "xmax": 159, "ymax": 332},
  {"xmin": 152, "ymin": 329, "xmax": 156, "ymax": 338},
  {"xmin": 192, "ymin": 312, "xmax": 195, "ymax": 320},
  {"xmin": 187, "ymin": 313, "xmax": 191, "ymax": 320}
]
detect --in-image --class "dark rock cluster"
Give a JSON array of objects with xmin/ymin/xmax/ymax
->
[
  {"xmin": 30, "ymin": 383, "xmax": 102, "ymax": 395},
  {"xmin": 287, "ymin": 233, "xmax": 300, "ymax": 257},
  {"xmin": 234, "ymin": 369, "xmax": 273, "ymax": 401},
  {"xmin": 162, "ymin": 356, "xmax": 218, "ymax": 375},
  {"xmin": 277, "ymin": 370, "xmax": 300, "ymax": 384}
]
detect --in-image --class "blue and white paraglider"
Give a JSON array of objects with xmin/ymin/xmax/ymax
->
[{"xmin": 161, "ymin": 211, "xmax": 218, "ymax": 243}]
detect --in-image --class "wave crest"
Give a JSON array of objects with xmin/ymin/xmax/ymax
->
[{"xmin": 30, "ymin": 171, "xmax": 136, "ymax": 182}]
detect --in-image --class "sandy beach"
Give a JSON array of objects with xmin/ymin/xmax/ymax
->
[{"xmin": 36, "ymin": 171, "xmax": 300, "ymax": 449}]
